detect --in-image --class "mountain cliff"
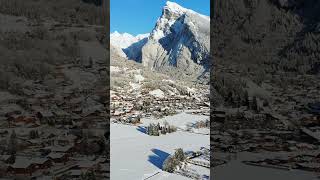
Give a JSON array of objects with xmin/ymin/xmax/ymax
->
[{"xmin": 141, "ymin": 2, "xmax": 210, "ymax": 76}]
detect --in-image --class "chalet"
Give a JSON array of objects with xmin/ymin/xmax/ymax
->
[
  {"xmin": 10, "ymin": 115, "xmax": 36, "ymax": 125},
  {"xmin": 0, "ymin": 155, "xmax": 14, "ymax": 164},
  {"xmin": 7, "ymin": 161, "xmax": 34, "ymax": 175},
  {"xmin": 113, "ymin": 110, "xmax": 124, "ymax": 116},
  {"xmin": 56, "ymin": 134, "xmax": 77, "ymax": 146},
  {"xmin": 35, "ymin": 108, "xmax": 54, "ymax": 123},
  {"xmin": 46, "ymin": 145, "xmax": 74, "ymax": 155},
  {"xmin": 53, "ymin": 109, "xmax": 70, "ymax": 120},
  {"xmin": 47, "ymin": 152, "xmax": 69, "ymax": 164},
  {"xmin": 62, "ymin": 169, "xmax": 86, "ymax": 179},
  {"xmin": 82, "ymin": 105, "xmax": 104, "ymax": 117},
  {"xmin": 32, "ymin": 158, "xmax": 52, "ymax": 170},
  {"xmin": 7, "ymin": 157, "xmax": 51, "ymax": 175},
  {"xmin": 76, "ymin": 161, "xmax": 99, "ymax": 171},
  {"xmin": 5, "ymin": 110, "xmax": 22, "ymax": 118}
]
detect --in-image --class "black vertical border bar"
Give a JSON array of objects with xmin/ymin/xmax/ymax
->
[{"xmin": 104, "ymin": 0, "xmax": 111, "ymax": 178}]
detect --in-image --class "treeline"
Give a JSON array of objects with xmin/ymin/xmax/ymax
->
[
  {"xmin": 213, "ymin": 73, "xmax": 248, "ymax": 107},
  {"xmin": 213, "ymin": 73, "xmax": 268, "ymax": 112},
  {"xmin": 146, "ymin": 122, "xmax": 177, "ymax": 136}
]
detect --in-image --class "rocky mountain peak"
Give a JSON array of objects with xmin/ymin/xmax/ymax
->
[
  {"xmin": 164, "ymin": 1, "xmax": 188, "ymax": 16},
  {"xmin": 150, "ymin": 1, "xmax": 209, "ymax": 41}
]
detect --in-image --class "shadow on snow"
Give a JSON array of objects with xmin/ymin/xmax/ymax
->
[
  {"xmin": 136, "ymin": 126, "xmax": 147, "ymax": 134},
  {"xmin": 148, "ymin": 148, "xmax": 170, "ymax": 169}
]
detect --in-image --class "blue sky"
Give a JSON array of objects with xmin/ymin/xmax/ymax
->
[{"xmin": 110, "ymin": 0, "xmax": 210, "ymax": 36}]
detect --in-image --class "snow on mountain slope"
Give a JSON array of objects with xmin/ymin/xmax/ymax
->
[
  {"xmin": 150, "ymin": 1, "xmax": 209, "ymax": 40},
  {"xmin": 140, "ymin": 1, "xmax": 210, "ymax": 78},
  {"xmin": 110, "ymin": 31, "xmax": 148, "ymax": 49},
  {"xmin": 110, "ymin": 43, "xmax": 127, "ymax": 58}
]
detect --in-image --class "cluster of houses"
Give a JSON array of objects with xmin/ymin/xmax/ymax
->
[
  {"xmin": 212, "ymin": 94, "xmax": 320, "ymax": 173},
  {"xmin": 211, "ymin": 41, "xmax": 320, "ymax": 174},
  {"xmin": 211, "ymin": 68, "xmax": 320, "ymax": 172},
  {"xmin": 0, "ymin": 60, "xmax": 109, "ymax": 179},
  {"xmin": 0, "ymin": 139, "xmax": 109, "ymax": 179},
  {"xmin": 110, "ymin": 86, "xmax": 210, "ymax": 125}
]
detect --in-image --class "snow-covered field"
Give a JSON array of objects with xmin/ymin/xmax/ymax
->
[{"xmin": 110, "ymin": 113, "xmax": 210, "ymax": 180}]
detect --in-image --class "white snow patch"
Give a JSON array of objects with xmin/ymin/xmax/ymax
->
[
  {"xmin": 134, "ymin": 74, "xmax": 145, "ymax": 83},
  {"xmin": 129, "ymin": 82, "xmax": 141, "ymax": 90},
  {"xmin": 110, "ymin": 66, "xmax": 121, "ymax": 73},
  {"xmin": 165, "ymin": 1, "xmax": 210, "ymax": 21},
  {"xmin": 162, "ymin": 79, "xmax": 175, "ymax": 84},
  {"xmin": 151, "ymin": 1, "xmax": 209, "ymax": 41},
  {"xmin": 149, "ymin": 89, "xmax": 165, "ymax": 98},
  {"xmin": 186, "ymin": 87, "xmax": 196, "ymax": 94},
  {"xmin": 110, "ymin": 31, "xmax": 149, "ymax": 49}
]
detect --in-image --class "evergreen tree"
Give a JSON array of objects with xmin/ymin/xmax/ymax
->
[
  {"xmin": 150, "ymin": 124, "xmax": 154, "ymax": 135},
  {"xmin": 98, "ymin": 135, "xmax": 107, "ymax": 154},
  {"xmin": 154, "ymin": 124, "xmax": 160, "ymax": 136},
  {"xmin": 80, "ymin": 170, "xmax": 96, "ymax": 180},
  {"xmin": 146, "ymin": 126, "xmax": 149, "ymax": 135},
  {"xmin": 163, "ymin": 156, "xmax": 176, "ymax": 173},
  {"xmin": 82, "ymin": 130, "xmax": 90, "ymax": 155},
  {"xmin": 8, "ymin": 130, "xmax": 17, "ymax": 155},
  {"xmin": 252, "ymin": 96, "xmax": 258, "ymax": 112},
  {"xmin": 29, "ymin": 130, "xmax": 39, "ymax": 139},
  {"xmin": 174, "ymin": 148, "xmax": 185, "ymax": 162},
  {"xmin": 243, "ymin": 90, "xmax": 249, "ymax": 107}
]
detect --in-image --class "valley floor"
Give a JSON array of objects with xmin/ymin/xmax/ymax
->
[{"xmin": 110, "ymin": 112, "xmax": 210, "ymax": 180}]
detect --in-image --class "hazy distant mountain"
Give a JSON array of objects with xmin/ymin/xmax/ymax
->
[
  {"xmin": 110, "ymin": 31, "xmax": 149, "ymax": 49},
  {"xmin": 110, "ymin": 31, "xmax": 149, "ymax": 58}
]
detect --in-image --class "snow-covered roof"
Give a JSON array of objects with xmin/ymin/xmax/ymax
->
[
  {"xmin": 149, "ymin": 89, "xmax": 165, "ymax": 98},
  {"xmin": 47, "ymin": 152, "xmax": 66, "ymax": 159},
  {"xmin": 10, "ymin": 157, "xmax": 49, "ymax": 168}
]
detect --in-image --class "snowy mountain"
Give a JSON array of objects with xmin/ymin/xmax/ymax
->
[
  {"xmin": 140, "ymin": 1, "xmax": 210, "ymax": 78},
  {"xmin": 110, "ymin": 31, "xmax": 149, "ymax": 58},
  {"xmin": 110, "ymin": 31, "xmax": 149, "ymax": 49},
  {"xmin": 111, "ymin": 1, "xmax": 210, "ymax": 79}
]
